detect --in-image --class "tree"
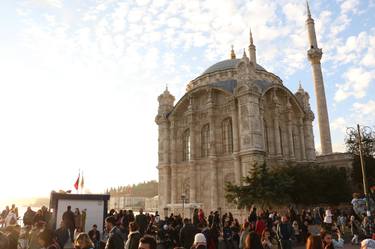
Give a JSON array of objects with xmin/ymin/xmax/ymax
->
[
  {"xmin": 225, "ymin": 163, "xmax": 351, "ymax": 208},
  {"xmin": 225, "ymin": 163, "xmax": 293, "ymax": 209},
  {"xmin": 345, "ymin": 126, "xmax": 375, "ymax": 189},
  {"xmin": 280, "ymin": 164, "xmax": 351, "ymax": 205}
]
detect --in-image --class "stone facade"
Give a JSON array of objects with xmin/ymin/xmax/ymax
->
[
  {"xmin": 155, "ymin": 43, "xmax": 318, "ymax": 215},
  {"xmin": 155, "ymin": 5, "xmax": 351, "ymax": 215}
]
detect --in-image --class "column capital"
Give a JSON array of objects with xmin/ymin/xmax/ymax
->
[{"xmin": 307, "ymin": 48, "xmax": 322, "ymax": 64}]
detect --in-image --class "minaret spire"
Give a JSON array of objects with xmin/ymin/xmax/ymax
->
[
  {"xmin": 306, "ymin": 2, "xmax": 333, "ymax": 154},
  {"xmin": 248, "ymin": 28, "xmax": 257, "ymax": 65},
  {"xmin": 230, "ymin": 45, "xmax": 236, "ymax": 59},
  {"xmin": 306, "ymin": 0, "xmax": 312, "ymax": 19}
]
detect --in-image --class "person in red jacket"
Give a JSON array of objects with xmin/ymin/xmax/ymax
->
[{"xmin": 255, "ymin": 216, "xmax": 266, "ymax": 237}]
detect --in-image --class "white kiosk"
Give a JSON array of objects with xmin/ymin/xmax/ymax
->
[{"xmin": 50, "ymin": 192, "xmax": 110, "ymax": 234}]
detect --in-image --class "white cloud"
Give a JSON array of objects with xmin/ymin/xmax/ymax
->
[
  {"xmin": 332, "ymin": 117, "xmax": 347, "ymax": 133},
  {"xmin": 334, "ymin": 67, "xmax": 375, "ymax": 102},
  {"xmin": 352, "ymin": 100, "xmax": 375, "ymax": 115},
  {"xmin": 338, "ymin": 0, "xmax": 360, "ymax": 14},
  {"xmin": 31, "ymin": 0, "xmax": 63, "ymax": 8}
]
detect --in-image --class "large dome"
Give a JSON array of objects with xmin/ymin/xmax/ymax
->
[{"xmin": 201, "ymin": 58, "xmax": 267, "ymax": 75}]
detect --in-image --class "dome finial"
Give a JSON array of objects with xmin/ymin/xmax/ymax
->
[
  {"xmin": 248, "ymin": 28, "xmax": 257, "ymax": 65},
  {"xmin": 250, "ymin": 28, "xmax": 254, "ymax": 45},
  {"xmin": 298, "ymin": 81, "xmax": 304, "ymax": 92},
  {"xmin": 230, "ymin": 45, "xmax": 236, "ymax": 59}
]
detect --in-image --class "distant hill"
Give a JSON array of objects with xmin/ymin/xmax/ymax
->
[
  {"xmin": 108, "ymin": 180, "xmax": 158, "ymax": 198},
  {"xmin": 1, "ymin": 197, "xmax": 49, "ymax": 208}
]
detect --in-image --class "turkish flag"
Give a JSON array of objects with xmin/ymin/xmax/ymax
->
[{"xmin": 74, "ymin": 173, "xmax": 80, "ymax": 190}]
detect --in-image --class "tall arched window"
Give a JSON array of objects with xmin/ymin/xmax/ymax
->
[
  {"xmin": 182, "ymin": 129, "xmax": 190, "ymax": 161},
  {"xmin": 222, "ymin": 118, "xmax": 233, "ymax": 154},
  {"xmin": 201, "ymin": 124, "xmax": 210, "ymax": 158}
]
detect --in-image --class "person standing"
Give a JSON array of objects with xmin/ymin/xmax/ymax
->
[
  {"xmin": 191, "ymin": 233, "xmax": 207, "ymax": 249},
  {"xmin": 38, "ymin": 229, "xmax": 61, "ymax": 249},
  {"xmin": 88, "ymin": 224, "xmax": 100, "ymax": 249},
  {"xmin": 323, "ymin": 208, "xmax": 333, "ymax": 231},
  {"xmin": 105, "ymin": 216, "xmax": 124, "ymax": 249},
  {"xmin": 180, "ymin": 218, "xmax": 198, "ymax": 249},
  {"xmin": 23, "ymin": 207, "xmax": 36, "ymax": 226},
  {"xmin": 244, "ymin": 231, "xmax": 262, "ymax": 249},
  {"xmin": 55, "ymin": 221, "xmax": 70, "ymax": 249},
  {"xmin": 74, "ymin": 208, "xmax": 82, "ymax": 230},
  {"xmin": 74, "ymin": 233, "xmax": 95, "ymax": 249},
  {"xmin": 81, "ymin": 209, "xmax": 87, "ymax": 232},
  {"xmin": 62, "ymin": 206, "xmax": 75, "ymax": 242},
  {"xmin": 135, "ymin": 209, "xmax": 148, "ymax": 236},
  {"xmin": 277, "ymin": 216, "xmax": 293, "ymax": 249},
  {"xmin": 350, "ymin": 215, "xmax": 360, "ymax": 245},
  {"xmin": 138, "ymin": 236, "xmax": 157, "ymax": 249},
  {"xmin": 125, "ymin": 222, "xmax": 141, "ymax": 249}
]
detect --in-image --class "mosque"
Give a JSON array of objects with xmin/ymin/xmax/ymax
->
[{"xmin": 155, "ymin": 3, "xmax": 352, "ymax": 215}]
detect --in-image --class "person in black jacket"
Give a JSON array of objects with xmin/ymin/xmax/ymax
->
[
  {"xmin": 62, "ymin": 206, "xmax": 75, "ymax": 242},
  {"xmin": 125, "ymin": 222, "xmax": 141, "ymax": 249},
  {"xmin": 136, "ymin": 209, "xmax": 148, "ymax": 236},
  {"xmin": 180, "ymin": 218, "xmax": 198, "ymax": 249},
  {"xmin": 105, "ymin": 216, "xmax": 124, "ymax": 249},
  {"xmin": 88, "ymin": 224, "xmax": 100, "ymax": 249},
  {"xmin": 55, "ymin": 221, "xmax": 70, "ymax": 248},
  {"xmin": 277, "ymin": 216, "xmax": 293, "ymax": 249}
]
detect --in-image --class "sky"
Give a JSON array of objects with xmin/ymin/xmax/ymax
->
[{"xmin": 0, "ymin": 0, "xmax": 374, "ymax": 204}]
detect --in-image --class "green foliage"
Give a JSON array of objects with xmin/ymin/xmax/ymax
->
[
  {"xmin": 351, "ymin": 155, "xmax": 375, "ymax": 190},
  {"xmin": 225, "ymin": 163, "xmax": 293, "ymax": 209},
  {"xmin": 345, "ymin": 126, "xmax": 375, "ymax": 190},
  {"xmin": 225, "ymin": 163, "xmax": 351, "ymax": 208},
  {"xmin": 281, "ymin": 165, "xmax": 351, "ymax": 205}
]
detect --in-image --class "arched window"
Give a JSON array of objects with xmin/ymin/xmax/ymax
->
[
  {"xmin": 222, "ymin": 118, "xmax": 233, "ymax": 154},
  {"xmin": 182, "ymin": 129, "xmax": 190, "ymax": 161},
  {"xmin": 201, "ymin": 124, "xmax": 210, "ymax": 158}
]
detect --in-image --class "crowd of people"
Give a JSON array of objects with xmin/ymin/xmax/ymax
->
[{"xmin": 0, "ymin": 203, "xmax": 375, "ymax": 249}]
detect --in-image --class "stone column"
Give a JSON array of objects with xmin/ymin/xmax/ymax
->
[
  {"xmin": 171, "ymin": 166, "xmax": 177, "ymax": 204},
  {"xmin": 164, "ymin": 166, "xmax": 171, "ymax": 205},
  {"xmin": 304, "ymin": 112, "xmax": 316, "ymax": 160},
  {"xmin": 207, "ymin": 90, "xmax": 218, "ymax": 209},
  {"xmin": 170, "ymin": 119, "xmax": 177, "ymax": 204},
  {"xmin": 273, "ymin": 109, "xmax": 282, "ymax": 157},
  {"xmin": 210, "ymin": 158, "xmax": 218, "ymax": 209},
  {"xmin": 188, "ymin": 97, "xmax": 196, "ymax": 203},
  {"xmin": 233, "ymin": 154, "xmax": 241, "ymax": 185},
  {"xmin": 231, "ymin": 100, "xmax": 242, "ymax": 185},
  {"xmin": 298, "ymin": 117, "xmax": 306, "ymax": 160}
]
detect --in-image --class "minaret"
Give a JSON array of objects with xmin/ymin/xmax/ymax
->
[
  {"xmin": 306, "ymin": 1, "xmax": 332, "ymax": 154},
  {"xmin": 248, "ymin": 29, "xmax": 257, "ymax": 65}
]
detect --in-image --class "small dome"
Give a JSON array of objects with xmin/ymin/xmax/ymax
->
[{"xmin": 201, "ymin": 59, "xmax": 266, "ymax": 75}]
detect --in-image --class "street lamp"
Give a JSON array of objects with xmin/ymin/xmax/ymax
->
[
  {"xmin": 181, "ymin": 193, "xmax": 187, "ymax": 218},
  {"xmin": 346, "ymin": 124, "xmax": 373, "ymax": 217}
]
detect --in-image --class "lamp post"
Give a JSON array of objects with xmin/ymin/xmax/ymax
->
[
  {"xmin": 346, "ymin": 124, "xmax": 373, "ymax": 217},
  {"xmin": 181, "ymin": 193, "xmax": 187, "ymax": 218}
]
